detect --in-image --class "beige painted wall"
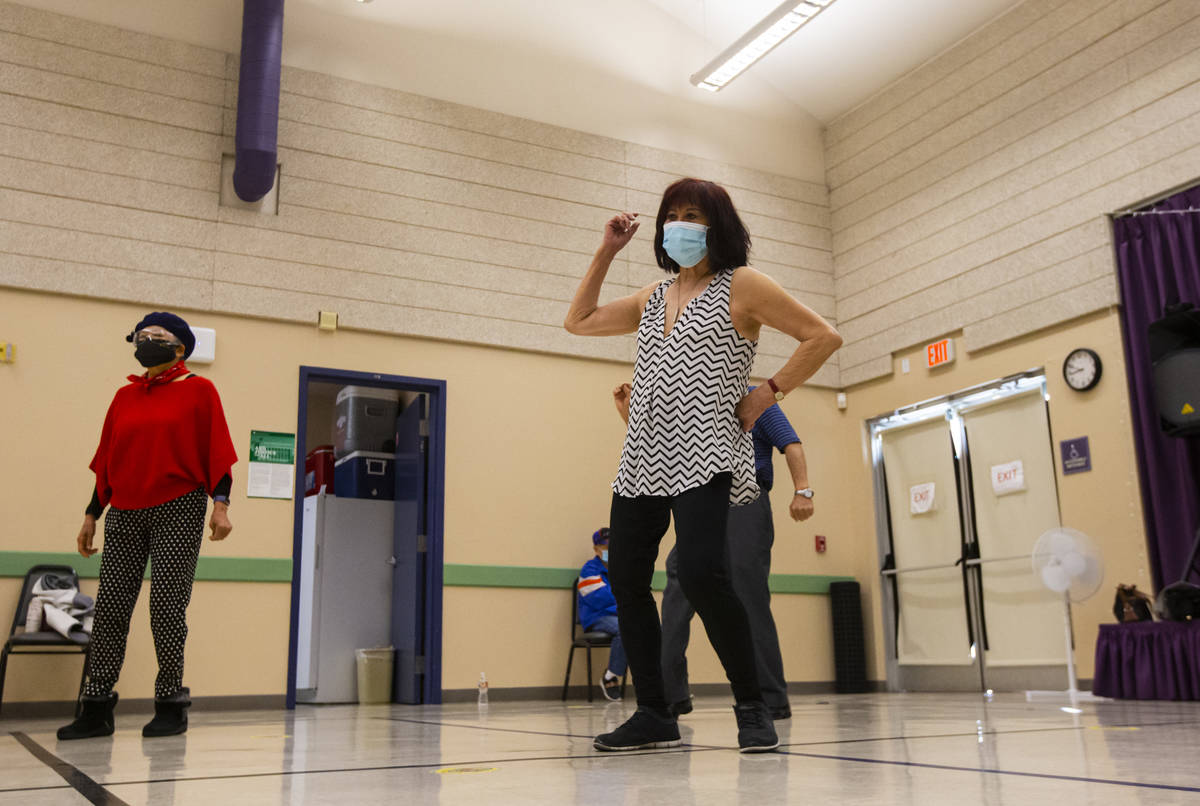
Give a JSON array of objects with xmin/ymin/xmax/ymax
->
[
  {"xmin": 0, "ymin": 287, "xmax": 848, "ymax": 702},
  {"xmin": 835, "ymin": 308, "xmax": 1151, "ymax": 682},
  {"xmin": 4, "ymin": 0, "xmax": 827, "ymax": 183},
  {"xmin": 0, "ymin": 1, "xmax": 837, "ymax": 387},
  {"xmin": 827, "ymin": 0, "xmax": 1200, "ymax": 386},
  {"xmin": 0, "ymin": 0, "xmax": 1171, "ymax": 705}
]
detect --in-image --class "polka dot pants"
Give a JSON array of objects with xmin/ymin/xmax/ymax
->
[{"xmin": 84, "ymin": 487, "xmax": 207, "ymax": 700}]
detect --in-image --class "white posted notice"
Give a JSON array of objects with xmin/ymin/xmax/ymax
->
[
  {"xmin": 910, "ymin": 482, "xmax": 935, "ymax": 514},
  {"xmin": 247, "ymin": 430, "xmax": 295, "ymax": 500},
  {"xmin": 990, "ymin": 460, "xmax": 1025, "ymax": 496}
]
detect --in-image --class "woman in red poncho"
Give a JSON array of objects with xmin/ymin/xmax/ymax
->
[{"xmin": 58, "ymin": 312, "xmax": 237, "ymax": 741}]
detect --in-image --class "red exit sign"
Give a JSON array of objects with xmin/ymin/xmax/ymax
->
[{"xmin": 926, "ymin": 338, "xmax": 955, "ymax": 368}]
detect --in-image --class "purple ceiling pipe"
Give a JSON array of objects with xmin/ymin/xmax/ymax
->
[{"xmin": 233, "ymin": 0, "xmax": 284, "ymax": 203}]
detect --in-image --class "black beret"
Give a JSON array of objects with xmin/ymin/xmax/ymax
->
[{"xmin": 126, "ymin": 311, "xmax": 195, "ymax": 358}]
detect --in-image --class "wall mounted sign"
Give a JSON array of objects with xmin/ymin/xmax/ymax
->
[
  {"xmin": 926, "ymin": 338, "xmax": 955, "ymax": 369},
  {"xmin": 1060, "ymin": 436, "xmax": 1092, "ymax": 475},
  {"xmin": 910, "ymin": 482, "xmax": 936, "ymax": 514},
  {"xmin": 990, "ymin": 460, "xmax": 1025, "ymax": 495},
  {"xmin": 248, "ymin": 430, "xmax": 296, "ymax": 499}
]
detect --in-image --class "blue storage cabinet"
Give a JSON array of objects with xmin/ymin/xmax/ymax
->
[{"xmin": 333, "ymin": 450, "xmax": 395, "ymax": 500}]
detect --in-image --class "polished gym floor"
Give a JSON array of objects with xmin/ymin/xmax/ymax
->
[{"xmin": 2, "ymin": 692, "xmax": 1199, "ymax": 804}]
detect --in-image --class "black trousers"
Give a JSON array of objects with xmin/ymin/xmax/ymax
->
[
  {"xmin": 84, "ymin": 487, "xmax": 207, "ymax": 699},
  {"xmin": 661, "ymin": 488, "xmax": 789, "ymax": 709},
  {"xmin": 608, "ymin": 473, "xmax": 763, "ymax": 711}
]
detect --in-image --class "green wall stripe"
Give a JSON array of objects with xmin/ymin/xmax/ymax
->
[
  {"xmin": 0, "ymin": 551, "xmax": 293, "ymax": 583},
  {"xmin": 442, "ymin": 564, "xmax": 576, "ymax": 589},
  {"xmin": 0, "ymin": 553, "xmax": 852, "ymax": 593},
  {"xmin": 442, "ymin": 564, "xmax": 852, "ymax": 595}
]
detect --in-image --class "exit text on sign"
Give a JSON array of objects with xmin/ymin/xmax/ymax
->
[{"xmin": 926, "ymin": 338, "xmax": 955, "ymax": 368}]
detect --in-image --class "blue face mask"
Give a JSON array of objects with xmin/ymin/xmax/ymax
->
[
  {"xmin": 662, "ymin": 221, "xmax": 709, "ymax": 268},
  {"xmin": 601, "ymin": 549, "xmax": 609, "ymax": 563}
]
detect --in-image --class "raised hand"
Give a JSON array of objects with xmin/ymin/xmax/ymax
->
[{"xmin": 601, "ymin": 212, "xmax": 639, "ymax": 253}]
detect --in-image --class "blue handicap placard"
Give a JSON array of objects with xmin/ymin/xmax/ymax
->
[{"xmin": 1060, "ymin": 436, "xmax": 1091, "ymax": 475}]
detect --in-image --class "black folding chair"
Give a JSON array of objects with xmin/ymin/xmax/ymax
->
[
  {"xmin": 561, "ymin": 582, "xmax": 628, "ymax": 702},
  {"xmin": 0, "ymin": 565, "xmax": 90, "ymax": 716}
]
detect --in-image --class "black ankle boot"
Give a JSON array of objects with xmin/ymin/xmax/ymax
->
[
  {"xmin": 142, "ymin": 688, "xmax": 191, "ymax": 737},
  {"xmin": 57, "ymin": 692, "xmax": 118, "ymax": 740}
]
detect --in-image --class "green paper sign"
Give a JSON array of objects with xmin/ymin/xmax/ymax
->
[
  {"xmin": 248, "ymin": 430, "xmax": 296, "ymax": 499},
  {"xmin": 250, "ymin": 431, "xmax": 295, "ymax": 464}
]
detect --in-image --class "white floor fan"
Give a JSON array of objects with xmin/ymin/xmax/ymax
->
[{"xmin": 1025, "ymin": 527, "xmax": 1107, "ymax": 707}]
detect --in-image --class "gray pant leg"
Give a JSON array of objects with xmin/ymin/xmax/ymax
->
[
  {"xmin": 728, "ymin": 491, "xmax": 789, "ymax": 709},
  {"xmin": 658, "ymin": 545, "xmax": 695, "ymax": 706}
]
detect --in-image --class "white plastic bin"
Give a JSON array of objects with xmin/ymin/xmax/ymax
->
[{"xmin": 355, "ymin": 647, "xmax": 394, "ymax": 704}]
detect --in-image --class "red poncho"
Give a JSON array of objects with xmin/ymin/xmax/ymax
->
[{"xmin": 90, "ymin": 364, "xmax": 238, "ymax": 510}]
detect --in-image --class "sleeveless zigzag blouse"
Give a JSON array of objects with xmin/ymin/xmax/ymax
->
[{"xmin": 613, "ymin": 269, "xmax": 760, "ymax": 505}]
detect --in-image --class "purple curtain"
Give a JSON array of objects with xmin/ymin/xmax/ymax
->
[{"xmin": 1113, "ymin": 186, "xmax": 1200, "ymax": 590}]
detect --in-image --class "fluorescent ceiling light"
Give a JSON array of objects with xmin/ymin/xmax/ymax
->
[{"xmin": 691, "ymin": 0, "xmax": 837, "ymax": 92}]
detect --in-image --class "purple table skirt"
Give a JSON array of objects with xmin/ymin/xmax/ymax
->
[{"xmin": 1093, "ymin": 620, "xmax": 1200, "ymax": 700}]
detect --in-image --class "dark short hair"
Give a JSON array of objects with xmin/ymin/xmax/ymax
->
[{"xmin": 653, "ymin": 178, "xmax": 751, "ymax": 274}]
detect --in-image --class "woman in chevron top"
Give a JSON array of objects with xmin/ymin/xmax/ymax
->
[{"xmin": 564, "ymin": 178, "xmax": 841, "ymax": 753}]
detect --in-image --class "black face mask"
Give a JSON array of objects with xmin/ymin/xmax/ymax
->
[{"xmin": 134, "ymin": 340, "xmax": 179, "ymax": 368}]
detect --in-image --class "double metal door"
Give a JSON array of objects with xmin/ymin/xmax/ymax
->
[{"xmin": 873, "ymin": 374, "xmax": 1067, "ymax": 692}]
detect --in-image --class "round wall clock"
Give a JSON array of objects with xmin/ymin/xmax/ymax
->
[{"xmin": 1063, "ymin": 348, "xmax": 1102, "ymax": 391}]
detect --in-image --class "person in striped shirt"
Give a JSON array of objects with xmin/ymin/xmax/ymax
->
[
  {"xmin": 577, "ymin": 528, "xmax": 627, "ymax": 701},
  {"xmin": 615, "ymin": 383, "xmax": 812, "ymax": 720}
]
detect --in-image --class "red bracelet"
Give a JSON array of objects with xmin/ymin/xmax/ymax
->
[{"xmin": 767, "ymin": 377, "xmax": 783, "ymax": 400}]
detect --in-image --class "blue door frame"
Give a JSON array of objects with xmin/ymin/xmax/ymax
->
[{"xmin": 286, "ymin": 366, "xmax": 446, "ymax": 708}]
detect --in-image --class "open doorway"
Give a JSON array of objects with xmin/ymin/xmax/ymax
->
[{"xmin": 285, "ymin": 366, "xmax": 446, "ymax": 708}]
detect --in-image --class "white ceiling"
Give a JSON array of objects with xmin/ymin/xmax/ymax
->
[
  {"xmin": 295, "ymin": 0, "xmax": 1024, "ymax": 123},
  {"xmin": 642, "ymin": 0, "xmax": 1024, "ymax": 122},
  {"xmin": 13, "ymin": 0, "xmax": 1026, "ymax": 177}
]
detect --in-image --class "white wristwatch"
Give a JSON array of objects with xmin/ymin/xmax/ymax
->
[{"xmin": 794, "ymin": 488, "xmax": 814, "ymax": 499}]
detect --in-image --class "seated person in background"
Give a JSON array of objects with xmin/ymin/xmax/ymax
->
[{"xmin": 577, "ymin": 527, "xmax": 627, "ymax": 701}]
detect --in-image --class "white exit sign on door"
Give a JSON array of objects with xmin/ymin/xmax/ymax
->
[{"xmin": 926, "ymin": 338, "xmax": 955, "ymax": 369}]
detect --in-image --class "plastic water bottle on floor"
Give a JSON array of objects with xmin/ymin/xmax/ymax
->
[{"xmin": 477, "ymin": 672, "xmax": 489, "ymax": 705}]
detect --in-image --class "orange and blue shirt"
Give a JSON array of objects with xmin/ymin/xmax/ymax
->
[{"xmin": 577, "ymin": 557, "xmax": 616, "ymax": 630}]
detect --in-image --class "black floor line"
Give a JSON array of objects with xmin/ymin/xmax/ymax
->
[
  {"xmin": 780, "ymin": 748, "xmax": 1200, "ymax": 793},
  {"xmin": 10, "ymin": 732, "xmax": 131, "ymax": 806},
  {"xmin": 0, "ymin": 746, "xmax": 713, "ymax": 793},
  {"xmin": 778, "ymin": 717, "xmax": 1200, "ymax": 749},
  {"xmin": 386, "ymin": 712, "xmax": 1200, "ymax": 752},
  {"xmin": 5, "ymin": 715, "xmax": 1198, "ymax": 796},
  {"xmin": 379, "ymin": 715, "xmax": 597, "ymax": 740}
]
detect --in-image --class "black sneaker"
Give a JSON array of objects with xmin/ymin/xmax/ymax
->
[
  {"xmin": 599, "ymin": 674, "xmax": 622, "ymax": 702},
  {"xmin": 668, "ymin": 696, "xmax": 693, "ymax": 717},
  {"xmin": 594, "ymin": 707, "xmax": 681, "ymax": 751},
  {"xmin": 734, "ymin": 701, "xmax": 779, "ymax": 753},
  {"xmin": 769, "ymin": 704, "xmax": 791, "ymax": 721}
]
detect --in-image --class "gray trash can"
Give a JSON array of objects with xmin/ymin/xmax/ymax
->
[{"xmin": 355, "ymin": 647, "xmax": 394, "ymax": 704}]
